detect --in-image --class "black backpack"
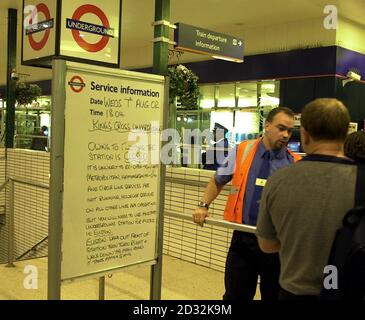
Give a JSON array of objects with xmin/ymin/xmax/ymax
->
[{"xmin": 320, "ymin": 163, "xmax": 365, "ymax": 300}]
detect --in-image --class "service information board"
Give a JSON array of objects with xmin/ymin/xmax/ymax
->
[
  {"xmin": 60, "ymin": 0, "xmax": 120, "ymax": 65},
  {"xmin": 61, "ymin": 63, "xmax": 164, "ymax": 280},
  {"xmin": 22, "ymin": 0, "xmax": 57, "ymax": 61}
]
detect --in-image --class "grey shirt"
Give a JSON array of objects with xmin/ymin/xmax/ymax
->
[{"xmin": 256, "ymin": 156, "xmax": 357, "ymax": 295}]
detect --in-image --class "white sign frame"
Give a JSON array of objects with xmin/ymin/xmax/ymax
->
[{"xmin": 50, "ymin": 62, "xmax": 168, "ymax": 281}]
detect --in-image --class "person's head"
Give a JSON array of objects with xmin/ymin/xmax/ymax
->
[
  {"xmin": 212, "ymin": 123, "xmax": 228, "ymax": 142},
  {"xmin": 41, "ymin": 126, "xmax": 48, "ymax": 135},
  {"xmin": 300, "ymin": 98, "xmax": 350, "ymax": 153},
  {"xmin": 344, "ymin": 131, "xmax": 365, "ymax": 161},
  {"xmin": 263, "ymin": 107, "xmax": 295, "ymax": 150}
]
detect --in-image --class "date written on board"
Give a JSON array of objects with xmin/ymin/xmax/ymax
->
[{"xmin": 135, "ymin": 99, "xmax": 159, "ymax": 109}]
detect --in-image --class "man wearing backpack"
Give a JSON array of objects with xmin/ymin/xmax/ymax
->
[{"xmin": 256, "ymin": 98, "xmax": 358, "ymax": 299}]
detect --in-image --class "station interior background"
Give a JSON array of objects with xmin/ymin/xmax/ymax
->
[{"xmin": 0, "ymin": 0, "xmax": 365, "ymax": 300}]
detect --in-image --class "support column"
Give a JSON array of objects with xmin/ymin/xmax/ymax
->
[
  {"xmin": 151, "ymin": 0, "xmax": 170, "ymax": 300},
  {"xmin": 152, "ymin": 0, "xmax": 170, "ymax": 76},
  {"xmin": 48, "ymin": 59, "xmax": 66, "ymax": 300},
  {"xmin": 5, "ymin": 9, "xmax": 17, "ymax": 148},
  {"xmin": 153, "ymin": 0, "xmax": 176, "ymax": 131}
]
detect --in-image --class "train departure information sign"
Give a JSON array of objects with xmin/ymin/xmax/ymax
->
[{"xmin": 174, "ymin": 23, "xmax": 244, "ymax": 63}]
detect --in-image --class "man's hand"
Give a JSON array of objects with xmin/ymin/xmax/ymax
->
[{"xmin": 193, "ymin": 207, "xmax": 210, "ymax": 227}]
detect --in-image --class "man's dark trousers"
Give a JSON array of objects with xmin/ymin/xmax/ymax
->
[{"xmin": 223, "ymin": 230, "xmax": 280, "ymax": 300}]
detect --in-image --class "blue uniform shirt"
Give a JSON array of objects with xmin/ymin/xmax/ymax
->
[{"xmin": 215, "ymin": 140, "xmax": 295, "ymax": 225}]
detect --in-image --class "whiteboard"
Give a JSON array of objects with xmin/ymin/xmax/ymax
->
[{"xmin": 61, "ymin": 62, "xmax": 165, "ymax": 280}]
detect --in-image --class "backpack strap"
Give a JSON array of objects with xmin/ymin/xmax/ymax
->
[{"xmin": 355, "ymin": 163, "xmax": 365, "ymax": 207}]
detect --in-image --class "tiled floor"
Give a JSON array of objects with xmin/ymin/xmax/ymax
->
[{"xmin": 0, "ymin": 255, "xmax": 261, "ymax": 300}]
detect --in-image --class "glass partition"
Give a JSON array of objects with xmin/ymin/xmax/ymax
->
[
  {"xmin": 233, "ymin": 111, "xmax": 261, "ymax": 142},
  {"xmin": 175, "ymin": 80, "xmax": 280, "ymax": 168},
  {"xmin": 210, "ymin": 111, "xmax": 234, "ymax": 131},
  {"xmin": 217, "ymin": 83, "xmax": 235, "ymax": 108},
  {"xmin": 237, "ymin": 82, "xmax": 257, "ymax": 108},
  {"xmin": 12, "ymin": 95, "xmax": 52, "ymax": 150},
  {"xmin": 199, "ymin": 85, "xmax": 215, "ymax": 109},
  {"xmin": 260, "ymin": 81, "xmax": 280, "ymax": 106}
]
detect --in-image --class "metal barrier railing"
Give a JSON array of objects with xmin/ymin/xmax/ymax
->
[
  {"xmin": 1, "ymin": 177, "xmax": 49, "ymax": 267},
  {"xmin": 164, "ymin": 176, "xmax": 256, "ymax": 233},
  {"xmin": 16, "ymin": 236, "xmax": 48, "ymax": 261},
  {"xmin": 165, "ymin": 209, "xmax": 256, "ymax": 234},
  {"xmin": 13, "ymin": 134, "xmax": 50, "ymax": 151},
  {"xmin": 165, "ymin": 176, "xmax": 231, "ymax": 191}
]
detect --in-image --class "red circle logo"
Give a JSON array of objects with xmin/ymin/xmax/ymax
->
[
  {"xmin": 28, "ymin": 3, "xmax": 51, "ymax": 51},
  {"xmin": 71, "ymin": 5, "xmax": 110, "ymax": 53},
  {"xmin": 68, "ymin": 76, "xmax": 85, "ymax": 93}
]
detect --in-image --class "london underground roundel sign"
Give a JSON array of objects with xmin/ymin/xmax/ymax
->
[
  {"xmin": 68, "ymin": 75, "xmax": 85, "ymax": 93},
  {"xmin": 27, "ymin": 3, "xmax": 52, "ymax": 51},
  {"xmin": 67, "ymin": 4, "xmax": 113, "ymax": 53}
]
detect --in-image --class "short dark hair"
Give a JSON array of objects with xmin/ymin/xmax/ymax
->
[
  {"xmin": 301, "ymin": 98, "xmax": 350, "ymax": 142},
  {"xmin": 344, "ymin": 131, "xmax": 365, "ymax": 160},
  {"xmin": 266, "ymin": 107, "xmax": 294, "ymax": 123}
]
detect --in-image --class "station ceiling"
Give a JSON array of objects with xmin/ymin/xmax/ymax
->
[{"xmin": 0, "ymin": 0, "xmax": 364, "ymax": 82}]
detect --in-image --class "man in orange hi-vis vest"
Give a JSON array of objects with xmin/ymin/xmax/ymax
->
[{"xmin": 193, "ymin": 107, "xmax": 301, "ymax": 301}]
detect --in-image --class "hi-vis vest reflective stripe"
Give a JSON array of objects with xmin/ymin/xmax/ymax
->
[{"xmin": 223, "ymin": 139, "xmax": 302, "ymax": 223}]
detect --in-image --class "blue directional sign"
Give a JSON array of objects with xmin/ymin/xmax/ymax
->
[{"xmin": 174, "ymin": 23, "xmax": 244, "ymax": 63}]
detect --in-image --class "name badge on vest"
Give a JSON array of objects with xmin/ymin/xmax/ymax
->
[{"xmin": 255, "ymin": 178, "xmax": 267, "ymax": 187}]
